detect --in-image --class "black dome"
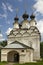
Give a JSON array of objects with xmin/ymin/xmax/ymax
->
[
  {"xmin": 30, "ymin": 13, "xmax": 35, "ymax": 19},
  {"xmin": 14, "ymin": 16, "xmax": 19, "ymax": 21},
  {"xmin": 22, "ymin": 12, "xmax": 29, "ymax": 20}
]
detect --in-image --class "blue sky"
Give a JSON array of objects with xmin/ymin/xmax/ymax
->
[{"xmin": 0, "ymin": 0, "xmax": 43, "ymax": 41}]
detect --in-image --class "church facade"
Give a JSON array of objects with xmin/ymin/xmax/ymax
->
[{"xmin": 1, "ymin": 12, "xmax": 41, "ymax": 63}]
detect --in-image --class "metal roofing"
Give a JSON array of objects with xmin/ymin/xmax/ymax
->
[{"xmin": 3, "ymin": 41, "xmax": 33, "ymax": 49}]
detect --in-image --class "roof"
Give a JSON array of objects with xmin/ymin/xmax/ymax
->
[
  {"xmin": 2, "ymin": 41, "xmax": 33, "ymax": 50},
  {"xmin": 29, "ymin": 26, "xmax": 40, "ymax": 32}
]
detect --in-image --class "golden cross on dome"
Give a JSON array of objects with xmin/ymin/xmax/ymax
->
[
  {"xmin": 24, "ymin": 0, "xmax": 28, "ymax": 12},
  {"xmin": 15, "ymin": 8, "xmax": 19, "ymax": 16}
]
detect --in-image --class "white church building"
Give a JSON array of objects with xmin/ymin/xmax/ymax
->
[{"xmin": 1, "ymin": 11, "xmax": 41, "ymax": 63}]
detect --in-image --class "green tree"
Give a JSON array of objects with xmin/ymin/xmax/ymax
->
[
  {"xmin": 40, "ymin": 42, "xmax": 43, "ymax": 58},
  {"xmin": 0, "ymin": 40, "xmax": 7, "ymax": 47}
]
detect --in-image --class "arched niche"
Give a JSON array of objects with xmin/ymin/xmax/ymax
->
[{"xmin": 7, "ymin": 50, "xmax": 19, "ymax": 62}]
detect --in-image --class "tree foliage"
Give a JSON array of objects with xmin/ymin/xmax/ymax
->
[
  {"xmin": 0, "ymin": 40, "xmax": 7, "ymax": 47},
  {"xmin": 40, "ymin": 42, "xmax": 43, "ymax": 58}
]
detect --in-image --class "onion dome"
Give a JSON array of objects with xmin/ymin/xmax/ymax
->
[
  {"xmin": 30, "ymin": 13, "xmax": 35, "ymax": 19},
  {"xmin": 22, "ymin": 11, "xmax": 29, "ymax": 20},
  {"xmin": 30, "ymin": 13, "xmax": 37, "ymax": 26},
  {"xmin": 14, "ymin": 15, "xmax": 19, "ymax": 21},
  {"xmin": 13, "ymin": 15, "xmax": 19, "ymax": 29}
]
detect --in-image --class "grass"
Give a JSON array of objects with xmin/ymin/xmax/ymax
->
[
  {"xmin": 13, "ymin": 62, "xmax": 43, "ymax": 65},
  {"xmin": 0, "ymin": 61, "xmax": 43, "ymax": 65},
  {"xmin": 0, "ymin": 61, "xmax": 8, "ymax": 65}
]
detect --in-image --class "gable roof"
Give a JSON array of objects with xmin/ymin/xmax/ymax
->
[
  {"xmin": 29, "ymin": 26, "xmax": 40, "ymax": 32},
  {"xmin": 2, "ymin": 41, "xmax": 33, "ymax": 50}
]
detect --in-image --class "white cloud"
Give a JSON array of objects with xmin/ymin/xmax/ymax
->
[
  {"xmin": 2, "ymin": 2, "xmax": 7, "ymax": 20},
  {"xmin": 0, "ymin": 38, "xmax": 5, "ymax": 42},
  {"xmin": 6, "ymin": 3, "xmax": 13, "ymax": 12},
  {"xmin": 33, "ymin": 0, "xmax": 43, "ymax": 14},
  {"xmin": 37, "ymin": 19, "xmax": 43, "ymax": 41},
  {"xmin": 41, "ymin": 33, "xmax": 43, "ymax": 41},
  {"xmin": 2, "ymin": 2, "xmax": 7, "ymax": 10},
  {"xmin": 0, "ymin": 34, "xmax": 3, "ymax": 37},
  {"xmin": 37, "ymin": 20, "xmax": 43, "ymax": 33},
  {"xmin": 6, "ymin": 28, "xmax": 12, "ymax": 35},
  {"xmin": 2, "ymin": 2, "xmax": 13, "ymax": 13},
  {"xmin": 33, "ymin": 0, "xmax": 43, "ymax": 41},
  {"xmin": 8, "ymin": 5, "xmax": 13, "ymax": 12},
  {"xmin": 0, "ymin": 33, "xmax": 5, "ymax": 42},
  {"xmin": 1, "ymin": 2, "xmax": 13, "ymax": 22},
  {"xmin": 0, "ymin": 14, "xmax": 7, "ymax": 18}
]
